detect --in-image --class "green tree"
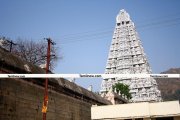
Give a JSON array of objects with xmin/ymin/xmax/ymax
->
[{"xmin": 112, "ymin": 83, "xmax": 132, "ymax": 100}]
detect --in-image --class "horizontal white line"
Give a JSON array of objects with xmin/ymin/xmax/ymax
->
[{"xmin": 0, "ymin": 74, "xmax": 179, "ymax": 78}]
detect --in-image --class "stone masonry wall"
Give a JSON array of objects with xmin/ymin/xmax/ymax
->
[
  {"xmin": 0, "ymin": 78, "xmax": 92, "ymax": 120},
  {"xmin": 0, "ymin": 47, "xmax": 110, "ymax": 120}
]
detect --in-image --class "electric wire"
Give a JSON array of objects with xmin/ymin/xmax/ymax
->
[
  {"xmin": 3, "ymin": 13, "xmax": 179, "ymax": 45},
  {"xmin": 58, "ymin": 18, "xmax": 180, "ymax": 44}
]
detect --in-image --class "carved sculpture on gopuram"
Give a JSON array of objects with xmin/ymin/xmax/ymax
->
[{"xmin": 100, "ymin": 9, "xmax": 161, "ymax": 102}]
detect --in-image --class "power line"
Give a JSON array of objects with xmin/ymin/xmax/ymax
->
[
  {"xmin": 59, "ymin": 34, "xmax": 111, "ymax": 44},
  {"xmin": 2, "ymin": 12, "xmax": 180, "ymax": 46},
  {"xmin": 60, "ymin": 27, "xmax": 114, "ymax": 38},
  {"xmin": 57, "ymin": 18, "xmax": 180, "ymax": 44},
  {"xmin": 58, "ymin": 12, "xmax": 180, "ymax": 39},
  {"xmin": 137, "ymin": 17, "xmax": 180, "ymax": 29},
  {"xmin": 57, "ymin": 17, "xmax": 180, "ymax": 43},
  {"xmin": 60, "ymin": 30, "xmax": 113, "ymax": 40}
]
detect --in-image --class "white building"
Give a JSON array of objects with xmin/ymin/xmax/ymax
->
[
  {"xmin": 91, "ymin": 101, "xmax": 180, "ymax": 120},
  {"xmin": 100, "ymin": 9, "xmax": 161, "ymax": 102}
]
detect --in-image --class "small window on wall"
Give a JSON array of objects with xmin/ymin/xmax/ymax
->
[{"xmin": 126, "ymin": 21, "xmax": 130, "ymax": 24}]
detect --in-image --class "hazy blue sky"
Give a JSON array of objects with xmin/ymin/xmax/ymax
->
[{"xmin": 1, "ymin": 0, "xmax": 180, "ymax": 91}]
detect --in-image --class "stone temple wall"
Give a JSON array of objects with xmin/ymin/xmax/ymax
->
[
  {"xmin": 0, "ymin": 78, "xmax": 92, "ymax": 120},
  {"xmin": 0, "ymin": 47, "xmax": 110, "ymax": 120}
]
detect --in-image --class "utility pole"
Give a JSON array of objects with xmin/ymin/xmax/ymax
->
[
  {"xmin": 8, "ymin": 40, "xmax": 17, "ymax": 52},
  {"xmin": 0, "ymin": 37, "xmax": 16, "ymax": 52},
  {"xmin": 42, "ymin": 38, "xmax": 55, "ymax": 120}
]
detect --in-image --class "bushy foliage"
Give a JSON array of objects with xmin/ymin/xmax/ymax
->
[{"xmin": 112, "ymin": 83, "xmax": 132, "ymax": 100}]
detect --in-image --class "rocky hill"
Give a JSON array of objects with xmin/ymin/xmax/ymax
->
[{"xmin": 156, "ymin": 68, "xmax": 180, "ymax": 101}]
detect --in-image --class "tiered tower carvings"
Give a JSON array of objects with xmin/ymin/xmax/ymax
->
[{"xmin": 101, "ymin": 9, "xmax": 161, "ymax": 102}]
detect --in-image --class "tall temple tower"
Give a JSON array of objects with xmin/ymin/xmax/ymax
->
[{"xmin": 100, "ymin": 9, "xmax": 161, "ymax": 102}]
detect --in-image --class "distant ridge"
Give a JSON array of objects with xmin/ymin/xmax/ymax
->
[{"xmin": 156, "ymin": 68, "xmax": 180, "ymax": 101}]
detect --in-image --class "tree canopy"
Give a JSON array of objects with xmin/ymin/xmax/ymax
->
[{"xmin": 112, "ymin": 83, "xmax": 132, "ymax": 100}]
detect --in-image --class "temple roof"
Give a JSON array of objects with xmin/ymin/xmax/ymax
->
[{"xmin": 116, "ymin": 9, "xmax": 131, "ymax": 23}]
